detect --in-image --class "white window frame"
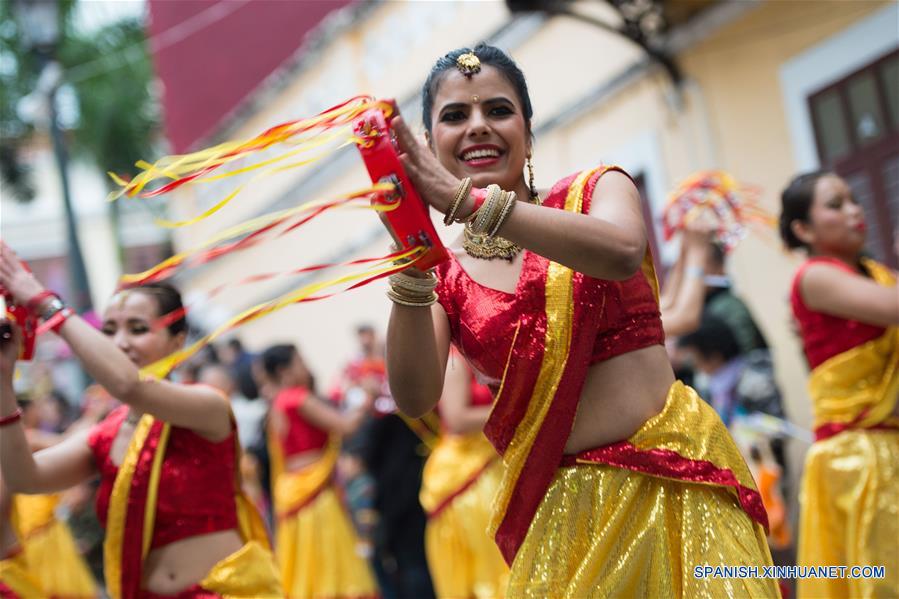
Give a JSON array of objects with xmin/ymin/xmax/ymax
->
[{"xmin": 779, "ymin": 3, "xmax": 898, "ymax": 171}]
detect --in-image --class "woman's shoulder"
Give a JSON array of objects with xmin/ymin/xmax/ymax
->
[{"xmin": 86, "ymin": 404, "xmax": 128, "ymax": 452}]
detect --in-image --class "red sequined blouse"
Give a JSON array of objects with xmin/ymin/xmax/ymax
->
[
  {"xmin": 434, "ymin": 173, "xmax": 665, "ymax": 391},
  {"xmin": 88, "ymin": 406, "xmax": 238, "ymax": 549},
  {"xmin": 791, "ymin": 257, "xmax": 886, "ymax": 369},
  {"xmin": 272, "ymin": 386, "xmax": 328, "ymax": 456}
]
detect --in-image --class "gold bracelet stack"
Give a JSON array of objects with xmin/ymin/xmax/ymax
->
[
  {"xmin": 468, "ymin": 186, "xmax": 517, "ymax": 236},
  {"xmin": 463, "ymin": 184, "xmax": 538, "ymax": 261},
  {"xmin": 443, "ymin": 177, "xmax": 473, "ymax": 225},
  {"xmin": 387, "ymin": 270, "xmax": 438, "ymax": 307}
]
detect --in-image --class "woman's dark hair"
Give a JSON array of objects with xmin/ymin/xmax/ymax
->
[
  {"xmin": 678, "ymin": 315, "xmax": 741, "ymax": 363},
  {"xmin": 421, "ymin": 43, "xmax": 533, "ymax": 134},
  {"xmin": 779, "ymin": 170, "xmax": 829, "ymax": 249},
  {"xmin": 261, "ymin": 344, "xmax": 297, "ymax": 379},
  {"xmin": 134, "ymin": 282, "xmax": 187, "ymax": 336}
]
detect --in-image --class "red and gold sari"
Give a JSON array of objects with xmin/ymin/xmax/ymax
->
[
  {"xmin": 420, "ymin": 430, "xmax": 508, "ymax": 598},
  {"xmin": 477, "ymin": 168, "xmax": 777, "ymax": 597},
  {"xmin": 268, "ymin": 430, "xmax": 377, "ymax": 598},
  {"xmin": 103, "ymin": 415, "xmax": 281, "ymax": 599},
  {"xmin": 9, "ymin": 493, "xmax": 97, "ymax": 598},
  {"xmin": 794, "ymin": 259, "xmax": 898, "ymax": 598}
]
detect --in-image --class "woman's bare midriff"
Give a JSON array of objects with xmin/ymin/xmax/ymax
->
[
  {"xmin": 284, "ymin": 448, "xmax": 325, "ymax": 472},
  {"xmin": 143, "ymin": 529, "xmax": 244, "ymax": 594},
  {"xmin": 563, "ymin": 345, "xmax": 675, "ymax": 455}
]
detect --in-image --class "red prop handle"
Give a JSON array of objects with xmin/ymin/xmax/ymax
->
[
  {"xmin": 1, "ymin": 296, "xmax": 37, "ymax": 362},
  {"xmin": 1, "ymin": 258, "xmax": 38, "ymax": 360},
  {"xmin": 354, "ymin": 100, "xmax": 448, "ymax": 271}
]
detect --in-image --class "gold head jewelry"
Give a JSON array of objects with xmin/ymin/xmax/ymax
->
[
  {"xmin": 456, "ymin": 52, "xmax": 481, "ymax": 77},
  {"xmin": 471, "ymin": 95, "xmax": 480, "ymax": 104}
]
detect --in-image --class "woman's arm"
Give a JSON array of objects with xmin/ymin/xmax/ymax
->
[
  {"xmin": 800, "ymin": 264, "xmax": 899, "ymax": 327},
  {"xmin": 391, "ymin": 117, "xmax": 646, "ymax": 281},
  {"xmin": 386, "ymin": 301, "xmax": 452, "ymax": 418},
  {"xmin": 440, "ymin": 356, "xmax": 490, "ymax": 435},
  {"xmin": 498, "ymin": 171, "xmax": 647, "ymax": 281},
  {"xmin": 661, "ymin": 225, "xmax": 715, "ymax": 336},
  {"xmin": 0, "ymin": 324, "xmax": 97, "ymax": 494},
  {"xmin": 659, "ymin": 243, "xmax": 686, "ymax": 313},
  {"xmin": 297, "ymin": 394, "xmax": 366, "ymax": 436},
  {"xmin": 0, "ymin": 242, "xmax": 231, "ymax": 441}
]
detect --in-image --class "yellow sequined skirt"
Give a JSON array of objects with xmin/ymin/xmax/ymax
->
[
  {"xmin": 507, "ymin": 463, "xmax": 778, "ymax": 598},
  {"xmin": 274, "ymin": 485, "xmax": 377, "ymax": 598},
  {"xmin": 422, "ymin": 435, "xmax": 509, "ymax": 599},
  {"xmin": 12, "ymin": 494, "xmax": 97, "ymax": 598},
  {"xmin": 798, "ymin": 429, "xmax": 899, "ymax": 598},
  {"xmin": 0, "ymin": 552, "xmax": 44, "ymax": 598}
]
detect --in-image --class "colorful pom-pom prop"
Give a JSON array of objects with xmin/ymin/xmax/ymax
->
[{"xmin": 662, "ymin": 171, "xmax": 776, "ymax": 252}]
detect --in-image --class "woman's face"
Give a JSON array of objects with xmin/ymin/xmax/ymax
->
[
  {"xmin": 281, "ymin": 351, "xmax": 310, "ymax": 388},
  {"xmin": 794, "ymin": 174, "xmax": 867, "ymax": 256},
  {"xmin": 429, "ymin": 65, "xmax": 529, "ymax": 192},
  {"xmin": 101, "ymin": 291, "xmax": 184, "ymax": 369}
]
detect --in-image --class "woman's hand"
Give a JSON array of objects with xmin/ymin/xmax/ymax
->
[
  {"xmin": 391, "ymin": 116, "xmax": 460, "ymax": 215},
  {"xmin": 0, "ymin": 241, "xmax": 46, "ymax": 307},
  {"xmin": 681, "ymin": 212, "xmax": 718, "ymax": 253},
  {"xmin": 0, "ymin": 320, "xmax": 20, "ymax": 381}
]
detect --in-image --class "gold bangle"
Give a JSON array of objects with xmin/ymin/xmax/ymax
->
[
  {"xmin": 444, "ymin": 177, "xmax": 473, "ymax": 226},
  {"xmin": 386, "ymin": 289, "xmax": 437, "ymax": 307},
  {"xmin": 471, "ymin": 185, "xmax": 503, "ymax": 235},
  {"xmin": 489, "ymin": 190, "xmax": 517, "ymax": 237}
]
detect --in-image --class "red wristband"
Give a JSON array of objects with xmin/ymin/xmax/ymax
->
[
  {"xmin": 0, "ymin": 408, "xmax": 22, "ymax": 427},
  {"xmin": 37, "ymin": 307, "xmax": 74, "ymax": 336},
  {"xmin": 25, "ymin": 291, "xmax": 57, "ymax": 315}
]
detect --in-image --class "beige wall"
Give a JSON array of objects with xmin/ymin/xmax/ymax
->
[{"xmin": 164, "ymin": 0, "xmax": 891, "ymax": 405}]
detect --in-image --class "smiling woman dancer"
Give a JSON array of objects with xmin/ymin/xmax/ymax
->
[
  {"xmin": 780, "ymin": 172, "xmax": 899, "ymax": 598},
  {"xmin": 384, "ymin": 44, "xmax": 778, "ymax": 597},
  {"xmin": 0, "ymin": 241, "xmax": 282, "ymax": 599}
]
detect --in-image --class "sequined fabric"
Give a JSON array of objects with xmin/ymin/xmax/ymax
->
[
  {"xmin": 507, "ymin": 464, "xmax": 778, "ymax": 598},
  {"xmin": 88, "ymin": 406, "xmax": 238, "ymax": 549},
  {"xmin": 273, "ymin": 386, "xmax": 328, "ymax": 456},
  {"xmin": 798, "ymin": 430, "xmax": 899, "ymax": 598},
  {"xmin": 0, "ymin": 552, "xmax": 43, "ymax": 599},
  {"xmin": 275, "ymin": 486, "xmax": 378, "ymax": 598},
  {"xmin": 421, "ymin": 433, "xmax": 509, "ymax": 598},
  {"xmin": 791, "ymin": 257, "xmax": 887, "ymax": 369},
  {"xmin": 792, "ymin": 259, "xmax": 899, "ymax": 597},
  {"xmin": 11, "ymin": 495, "xmax": 97, "ymax": 598}
]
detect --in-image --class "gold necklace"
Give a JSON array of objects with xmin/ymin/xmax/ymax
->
[{"xmin": 462, "ymin": 193, "xmax": 540, "ymax": 261}]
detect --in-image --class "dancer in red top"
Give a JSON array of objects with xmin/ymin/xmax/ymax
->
[
  {"xmin": 780, "ymin": 171, "xmax": 898, "ymax": 598},
  {"xmin": 419, "ymin": 351, "xmax": 508, "ymax": 598},
  {"xmin": 383, "ymin": 44, "xmax": 776, "ymax": 597},
  {"xmin": 0, "ymin": 241, "xmax": 281, "ymax": 599},
  {"xmin": 261, "ymin": 343, "xmax": 377, "ymax": 598}
]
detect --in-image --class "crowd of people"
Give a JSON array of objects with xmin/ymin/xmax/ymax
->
[{"xmin": 0, "ymin": 43, "xmax": 896, "ymax": 599}]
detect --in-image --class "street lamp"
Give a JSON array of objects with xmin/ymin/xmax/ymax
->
[{"xmin": 13, "ymin": 0, "xmax": 93, "ymax": 315}]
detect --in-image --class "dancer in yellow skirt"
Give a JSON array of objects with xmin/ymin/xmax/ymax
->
[
  {"xmin": 0, "ymin": 401, "xmax": 98, "ymax": 599},
  {"xmin": 384, "ymin": 44, "xmax": 777, "ymax": 597},
  {"xmin": 780, "ymin": 171, "xmax": 898, "ymax": 598},
  {"xmin": 0, "ymin": 257, "xmax": 281, "ymax": 599},
  {"xmin": 420, "ymin": 353, "xmax": 508, "ymax": 598},
  {"xmin": 262, "ymin": 343, "xmax": 377, "ymax": 598}
]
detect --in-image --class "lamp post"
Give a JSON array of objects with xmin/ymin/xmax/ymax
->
[{"xmin": 14, "ymin": 0, "xmax": 93, "ymax": 315}]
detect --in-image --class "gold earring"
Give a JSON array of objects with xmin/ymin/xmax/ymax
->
[{"xmin": 527, "ymin": 155, "xmax": 537, "ymax": 201}]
